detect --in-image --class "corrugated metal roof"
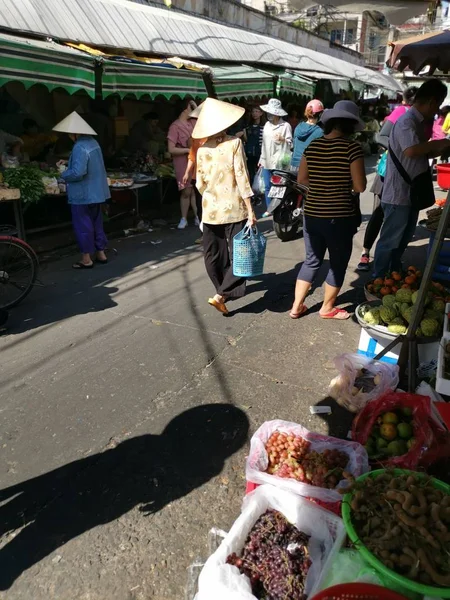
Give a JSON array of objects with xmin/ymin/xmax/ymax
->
[{"xmin": 0, "ymin": 0, "xmax": 402, "ymax": 92}]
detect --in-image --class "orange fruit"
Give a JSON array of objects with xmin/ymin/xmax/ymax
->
[
  {"xmin": 404, "ymin": 275, "xmax": 416, "ymax": 285},
  {"xmin": 392, "ymin": 272, "xmax": 402, "ymax": 281},
  {"xmin": 380, "ymin": 286, "xmax": 392, "ymax": 296},
  {"xmin": 384, "ymin": 278, "xmax": 394, "ymax": 287},
  {"xmin": 380, "ymin": 423, "xmax": 397, "ymax": 441}
]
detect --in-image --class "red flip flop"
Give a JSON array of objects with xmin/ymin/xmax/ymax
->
[
  {"xmin": 320, "ymin": 308, "xmax": 351, "ymax": 320},
  {"xmin": 289, "ymin": 304, "xmax": 308, "ymax": 319}
]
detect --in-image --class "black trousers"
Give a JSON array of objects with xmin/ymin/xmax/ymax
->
[
  {"xmin": 247, "ymin": 156, "xmax": 259, "ymax": 186},
  {"xmin": 363, "ymin": 196, "xmax": 384, "ymax": 251},
  {"xmin": 203, "ymin": 220, "xmax": 247, "ymax": 300}
]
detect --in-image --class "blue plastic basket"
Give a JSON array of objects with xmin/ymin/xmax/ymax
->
[{"xmin": 233, "ymin": 225, "xmax": 267, "ymax": 277}]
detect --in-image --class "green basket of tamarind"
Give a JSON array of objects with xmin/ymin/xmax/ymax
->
[{"xmin": 342, "ymin": 469, "xmax": 450, "ymax": 597}]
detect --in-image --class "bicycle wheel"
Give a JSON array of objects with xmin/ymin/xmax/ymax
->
[{"xmin": 0, "ymin": 237, "xmax": 38, "ymax": 310}]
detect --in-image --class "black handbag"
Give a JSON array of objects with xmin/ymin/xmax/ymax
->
[{"xmin": 388, "ymin": 146, "xmax": 435, "ymax": 211}]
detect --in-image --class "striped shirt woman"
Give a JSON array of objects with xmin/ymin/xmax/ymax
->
[{"xmin": 289, "ymin": 100, "xmax": 366, "ymax": 321}]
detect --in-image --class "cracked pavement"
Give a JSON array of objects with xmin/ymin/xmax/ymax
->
[{"xmin": 0, "ymin": 162, "xmax": 429, "ymax": 599}]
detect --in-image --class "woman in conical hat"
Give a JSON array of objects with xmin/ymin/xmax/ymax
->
[
  {"xmin": 54, "ymin": 111, "xmax": 110, "ymax": 269},
  {"xmin": 193, "ymin": 98, "xmax": 257, "ymax": 315}
]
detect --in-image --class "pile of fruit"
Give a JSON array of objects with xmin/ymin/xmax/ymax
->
[
  {"xmin": 360, "ymin": 283, "xmax": 446, "ymax": 336},
  {"xmin": 227, "ymin": 509, "xmax": 311, "ymax": 600},
  {"xmin": 265, "ymin": 431, "xmax": 350, "ymax": 489},
  {"xmin": 366, "ymin": 266, "xmax": 422, "ymax": 298},
  {"xmin": 364, "ymin": 408, "xmax": 415, "ymax": 459},
  {"xmin": 366, "ymin": 266, "xmax": 450, "ymax": 301},
  {"xmin": 347, "ymin": 471, "xmax": 450, "ymax": 587}
]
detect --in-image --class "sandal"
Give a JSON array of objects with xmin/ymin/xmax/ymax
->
[
  {"xmin": 72, "ymin": 261, "xmax": 94, "ymax": 269},
  {"xmin": 95, "ymin": 258, "xmax": 108, "ymax": 264},
  {"xmin": 208, "ymin": 297, "xmax": 228, "ymax": 315},
  {"xmin": 320, "ymin": 308, "xmax": 351, "ymax": 320},
  {"xmin": 289, "ymin": 304, "xmax": 308, "ymax": 319}
]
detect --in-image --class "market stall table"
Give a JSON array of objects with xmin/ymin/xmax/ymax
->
[{"xmin": 0, "ymin": 187, "xmax": 25, "ymax": 240}]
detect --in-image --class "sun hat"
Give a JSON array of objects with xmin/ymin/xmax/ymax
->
[
  {"xmin": 191, "ymin": 98, "xmax": 245, "ymax": 139},
  {"xmin": 260, "ymin": 98, "xmax": 288, "ymax": 117},
  {"xmin": 306, "ymin": 99, "xmax": 324, "ymax": 114},
  {"xmin": 320, "ymin": 100, "xmax": 365, "ymax": 132},
  {"xmin": 53, "ymin": 111, "xmax": 97, "ymax": 135}
]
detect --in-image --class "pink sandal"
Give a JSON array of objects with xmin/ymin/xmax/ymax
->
[{"xmin": 320, "ymin": 308, "xmax": 350, "ymax": 320}]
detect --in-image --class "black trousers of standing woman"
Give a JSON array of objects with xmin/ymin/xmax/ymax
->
[{"xmin": 203, "ymin": 220, "xmax": 247, "ymax": 300}]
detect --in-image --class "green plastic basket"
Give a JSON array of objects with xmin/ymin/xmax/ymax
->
[{"xmin": 342, "ymin": 469, "xmax": 450, "ymax": 598}]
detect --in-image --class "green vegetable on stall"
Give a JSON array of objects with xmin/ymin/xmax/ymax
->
[{"xmin": 3, "ymin": 166, "xmax": 45, "ymax": 204}]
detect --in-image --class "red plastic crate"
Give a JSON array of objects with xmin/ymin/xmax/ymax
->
[{"xmin": 437, "ymin": 164, "xmax": 450, "ymax": 190}]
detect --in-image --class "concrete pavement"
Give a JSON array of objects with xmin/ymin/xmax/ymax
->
[{"xmin": 0, "ymin": 162, "xmax": 429, "ymax": 599}]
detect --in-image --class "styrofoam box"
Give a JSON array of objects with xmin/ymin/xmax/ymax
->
[
  {"xmin": 357, "ymin": 328, "xmax": 439, "ymax": 365},
  {"xmin": 436, "ymin": 333, "xmax": 450, "ymax": 396},
  {"xmin": 444, "ymin": 303, "xmax": 450, "ymax": 337}
]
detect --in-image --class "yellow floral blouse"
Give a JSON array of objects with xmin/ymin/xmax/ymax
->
[{"xmin": 196, "ymin": 136, "xmax": 253, "ymax": 225}]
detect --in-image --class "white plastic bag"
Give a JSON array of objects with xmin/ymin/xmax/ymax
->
[
  {"xmin": 197, "ymin": 485, "xmax": 345, "ymax": 600},
  {"xmin": 328, "ymin": 353, "xmax": 399, "ymax": 413},
  {"xmin": 251, "ymin": 166, "xmax": 265, "ymax": 196},
  {"xmin": 246, "ymin": 420, "xmax": 369, "ymax": 503}
]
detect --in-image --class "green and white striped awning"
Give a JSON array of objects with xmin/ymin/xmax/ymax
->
[
  {"xmin": 101, "ymin": 59, "xmax": 208, "ymax": 99},
  {"xmin": 277, "ymin": 71, "xmax": 315, "ymax": 97},
  {"xmin": 211, "ymin": 65, "xmax": 275, "ymax": 100},
  {"xmin": 0, "ymin": 33, "xmax": 96, "ymax": 97}
]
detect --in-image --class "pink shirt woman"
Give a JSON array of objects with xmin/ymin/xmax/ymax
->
[{"xmin": 167, "ymin": 99, "xmax": 199, "ymax": 230}]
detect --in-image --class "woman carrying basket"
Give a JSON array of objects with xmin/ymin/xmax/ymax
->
[{"xmin": 193, "ymin": 98, "xmax": 257, "ymax": 315}]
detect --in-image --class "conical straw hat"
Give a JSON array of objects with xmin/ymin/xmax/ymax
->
[
  {"xmin": 53, "ymin": 111, "xmax": 97, "ymax": 135},
  {"xmin": 191, "ymin": 98, "xmax": 245, "ymax": 139},
  {"xmin": 189, "ymin": 102, "xmax": 203, "ymax": 119}
]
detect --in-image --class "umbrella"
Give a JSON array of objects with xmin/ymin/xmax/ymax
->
[{"xmin": 387, "ymin": 29, "xmax": 450, "ymax": 75}]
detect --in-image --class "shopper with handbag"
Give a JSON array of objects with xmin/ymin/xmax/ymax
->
[
  {"xmin": 373, "ymin": 80, "xmax": 450, "ymax": 277},
  {"xmin": 259, "ymin": 99, "xmax": 292, "ymax": 217},
  {"xmin": 193, "ymin": 98, "xmax": 257, "ymax": 315}
]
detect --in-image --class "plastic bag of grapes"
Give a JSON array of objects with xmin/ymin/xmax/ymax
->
[
  {"xmin": 246, "ymin": 420, "xmax": 369, "ymax": 504},
  {"xmin": 197, "ymin": 484, "xmax": 345, "ymax": 600}
]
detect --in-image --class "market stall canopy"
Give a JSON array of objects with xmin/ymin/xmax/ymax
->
[
  {"xmin": 276, "ymin": 71, "xmax": 315, "ymax": 97},
  {"xmin": 0, "ymin": 32, "xmax": 95, "ymax": 96},
  {"xmin": 101, "ymin": 58, "xmax": 208, "ymax": 99},
  {"xmin": 0, "ymin": 0, "xmax": 402, "ymax": 93},
  {"xmin": 387, "ymin": 30, "xmax": 450, "ymax": 75},
  {"xmin": 211, "ymin": 65, "xmax": 274, "ymax": 100},
  {"xmin": 288, "ymin": 0, "xmax": 428, "ymax": 27}
]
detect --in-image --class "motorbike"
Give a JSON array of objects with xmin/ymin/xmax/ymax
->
[{"xmin": 266, "ymin": 170, "xmax": 308, "ymax": 242}]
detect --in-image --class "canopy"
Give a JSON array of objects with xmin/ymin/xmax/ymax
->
[
  {"xmin": 388, "ymin": 30, "xmax": 450, "ymax": 75},
  {"xmin": 277, "ymin": 71, "xmax": 315, "ymax": 97},
  {"xmin": 0, "ymin": 32, "xmax": 95, "ymax": 96},
  {"xmin": 101, "ymin": 58, "xmax": 208, "ymax": 99},
  {"xmin": 211, "ymin": 65, "xmax": 274, "ymax": 100},
  {"xmin": 0, "ymin": 0, "xmax": 403, "ymax": 93}
]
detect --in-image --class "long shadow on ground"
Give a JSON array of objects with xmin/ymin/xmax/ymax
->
[{"xmin": 0, "ymin": 404, "xmax": 249, "ymax": 591}]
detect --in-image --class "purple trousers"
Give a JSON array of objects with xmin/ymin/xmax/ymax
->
[{"xmin": 71, "ymin": 204, "xmax": 108, "ymax": 254}]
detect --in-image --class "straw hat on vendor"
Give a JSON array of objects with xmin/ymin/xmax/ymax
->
[
  {"xmin": 53, "ymin": 111, "xmax": 110, "ymax": 270},
  {"xmin": 192, "ymin": 98, "xmax": 256, "ymax": 315}
]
